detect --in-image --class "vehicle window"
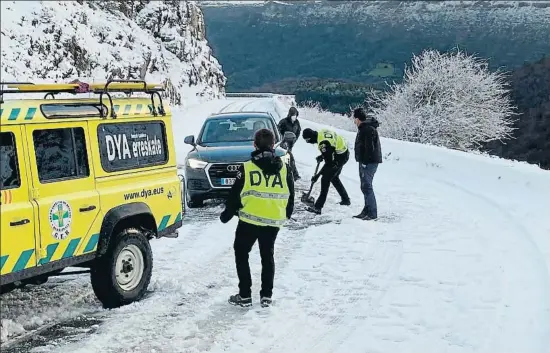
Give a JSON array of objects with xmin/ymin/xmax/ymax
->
[
  {"xmin": 200, "ymin": 116, "xmax": 277, "ymax": 143},
  {"xmin": 97, "ymin": 121, "xmax": 168, "ymax": 172},
  {"xmin": 0, "ymin": 132, "xmax": 21, "ymax": 190},
  {"xmin": 41, "ymin": 103, "xmax": 107, "ymax": 119},
  {"xmin": 33, "ymin": 127, "xmax": 90, "ymax": 182}
]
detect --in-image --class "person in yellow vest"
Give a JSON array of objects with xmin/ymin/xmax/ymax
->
[
  {"xmin": 219, "ymin": 128, "xmax": 295, "ymax": 308},
  {"xmin": 302, "ymin": 127, "xmax": 350, "ymax": 214}
]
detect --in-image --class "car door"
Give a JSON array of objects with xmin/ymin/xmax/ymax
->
[
  {"xmin": 25, "ymin": 122, "xmax": 100, "ymax": 266},
  {"xmin": 0, "ymin": 126, "xmax": 37, "ymax": 277}
]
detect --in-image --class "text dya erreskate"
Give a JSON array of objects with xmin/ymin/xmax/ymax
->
[{"xmin": 105, "ymin": 133, "xmax": 163, "ymax": 161}]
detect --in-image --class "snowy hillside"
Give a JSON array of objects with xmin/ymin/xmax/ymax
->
[
  {"xmin": 0, "ymin": 0, "xmax": 226, "ymax": 106},
  {"xmin": 1, "ymin": 96, "xmax": 549, "ymax": 352}
]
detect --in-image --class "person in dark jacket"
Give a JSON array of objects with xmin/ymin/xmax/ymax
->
[
  {"xmin": 277, "ymin": 107, "xmax": 302, "ymax": 181},
  {"xmin": 220, "ymin": 128, "xmax": 295, "ymax": 308},
  {"xmin": 352, "ymin": 107, "xmax": 382, "ymax": 220}
]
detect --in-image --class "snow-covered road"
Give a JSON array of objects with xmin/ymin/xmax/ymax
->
[{"xmin": 1, "ymin": 97, "xmax": 549, "ymax": 353}]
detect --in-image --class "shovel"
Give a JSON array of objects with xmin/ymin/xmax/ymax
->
[{"xmin": 300, "ymin": 160, "xmax": 322, "ymax": 205}]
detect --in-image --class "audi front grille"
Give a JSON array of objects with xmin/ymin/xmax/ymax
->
[{"xmin": 207, "ymin": 163, "xmax": 242, "ymax": 187}]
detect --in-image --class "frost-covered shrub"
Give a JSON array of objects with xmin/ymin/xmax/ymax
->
[{"xmin": 367, "ymin": 49, "xmax": 517, "ymax": 150}]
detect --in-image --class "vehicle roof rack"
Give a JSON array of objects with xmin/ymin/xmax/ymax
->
[{"xmin": 0, "ymin": 79, "xmax": 167, "ymax": 118}]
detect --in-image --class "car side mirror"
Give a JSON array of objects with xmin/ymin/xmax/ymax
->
[
  {"xmin": 283, "ymin": 131, "xmax": 296, "ymax": 144},
  {"xmin": 184, "ymin": 135, "xmax": 195, "ymax": 146}
]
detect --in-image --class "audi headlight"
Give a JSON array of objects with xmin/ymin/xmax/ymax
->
[{"xmin": 187, "ymin": 158, "xmax": 208, "ymax": 169}]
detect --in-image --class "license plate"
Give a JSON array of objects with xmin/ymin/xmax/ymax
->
[{"xmin": 221, "ymin": 178, "xmax": 235, "ymax": 186}]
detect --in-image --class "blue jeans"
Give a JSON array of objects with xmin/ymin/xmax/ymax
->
[{"xmin": 359, "ymin": 163, "xmax": 378, "ymax": 218}]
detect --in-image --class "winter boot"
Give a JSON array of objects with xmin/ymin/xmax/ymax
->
[
  {"xmin": 353, "ymin": 207, "xmax": 368, "ymax": 219},
  {"xmin": 339, "ymin": 199, "xmax": 351, "ymax": 206},
  {"xmin": 228, "ymin": 294, "xmax": 252, "ymax": 307},
  {"xmin": 361, "ymin": 214, "xmax": 377, "ymax": 221},
  {"xmin": 260, "ymin": 297, "xmax": 272, "ymax": 308},
  {"xmin": 305, "ymin": 205, "xmax": 321, "ymax": 214}
]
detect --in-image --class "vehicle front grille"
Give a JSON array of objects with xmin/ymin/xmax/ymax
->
[
  {"xmin": 187, "ymin": 178, "xmax": 210, "ymax": 191},
  {"xmin": 208, "ymin": 163, "xmax": 242, "ymax": 187}
]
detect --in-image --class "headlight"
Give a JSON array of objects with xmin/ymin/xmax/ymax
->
[{"xmin": 187, "ymin": 158, "xmax": 208, "ymax": 169}]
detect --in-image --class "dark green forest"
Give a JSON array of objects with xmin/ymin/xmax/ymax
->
[
  {"xmin": 201, "ymin": 2, "xmax": 549, "ymax": 93},
  {"xmin": 485, "ymin": 58, "xmax": 550, "ymax": 170}
]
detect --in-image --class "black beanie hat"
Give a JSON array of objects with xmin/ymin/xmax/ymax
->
[{"xmin": 302, "ymin": 128, "xmax": 316, "ymax": 142}]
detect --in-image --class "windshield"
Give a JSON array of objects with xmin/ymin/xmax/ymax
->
[{"xmin": 199, "ymin": 116, "xmax": 278, "ymax": 144}]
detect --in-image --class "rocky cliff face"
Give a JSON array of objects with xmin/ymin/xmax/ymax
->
[{"xmin": 1, "ymin": 0, "xmax": 226, "ymax": 106}]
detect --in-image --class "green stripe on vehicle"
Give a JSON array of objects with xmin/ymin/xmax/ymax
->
[
  {"xmin": 62, "ymin": 238, "xmax": 81, "ymax": 259},
  {"xmin": 8, "ymin": 108, "xmax": 21, "ymax": 121},
  {"xmin": 12, "ymin": 249, "xmax": 34, "ymax": 272},
  {"xmin": 174, "ymin": 212, "xmax": 182, "ymax": 224},
  {"xmin": 24, "ymin": 107, "xmax": 36, "ymax": 120},
  {"xmin": 158, "ymin": 215, "xmax": 171, "ymax": 232},
  {"xmin": 83, "ymin": 234, "xmax": 99, "ymax": 253},
  {"xmin": 0, "ymin": 255, "xmax": 8, "ymax": 271},
  {"xmin": 38, "ymin": 243, "xmax": 59, "ymax": 265}
]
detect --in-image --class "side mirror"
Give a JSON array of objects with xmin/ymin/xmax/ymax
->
[
  {"xmin": 283, "ymin": 131, "xmax": 296, "ymax": 144},
  {"xmin": 184, "ymin": 135, "xmax": 195, "ymax": 146}
]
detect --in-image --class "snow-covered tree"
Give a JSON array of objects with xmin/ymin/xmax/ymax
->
[{"xmin": 367, "ymin": 49, "xmax": 517, "ymax": 150}]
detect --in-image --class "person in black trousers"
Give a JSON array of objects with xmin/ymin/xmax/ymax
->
[
  {"xmin": 302, "ymin": 128, "xmax": 351, "ymax": 214},
  {"xmin": 220, "ymin": 129, "xmax": 295, "ymax": 308}
]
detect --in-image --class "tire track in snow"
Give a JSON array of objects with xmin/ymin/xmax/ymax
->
[
  {"xmin": 2, "ymin": 204, "xmax": 227, "ymax": 352},
  {"xmin": 426, "ymin": 177, "xmax": 550, "ymax": 352},
  {"xmin": 154, "ymin": 178, "xmax": 332, "ymax": 352},
  {"xmin": 254, "ymin": 221, "xmax": 403, "ymax": 353}
]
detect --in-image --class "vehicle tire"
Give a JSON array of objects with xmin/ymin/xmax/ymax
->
[
  {"xmin": 186, "ymin": 195, "xmax": 204, "ymax": 208},
  {"xmin": 90, "ymin": 228, "xmax": 153, "ymax": 309}
]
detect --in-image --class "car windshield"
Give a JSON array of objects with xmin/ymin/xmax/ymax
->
[{"xmin": 199, "ymin": 116, "xmax": 277, "ymax": 144}]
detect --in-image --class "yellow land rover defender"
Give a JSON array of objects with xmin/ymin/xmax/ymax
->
[{"xmin": 0, "ymin": 80, "xmax": 184, "ymax": 308}]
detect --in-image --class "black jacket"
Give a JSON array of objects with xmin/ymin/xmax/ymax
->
[
  {"xmin": 220, "ymin": 149, "xmax": 295, "ymax": 224},
  {"xmin": 317, "ymin": 141, "xmax": 349, "ymax": 176},
  {"xmin": 277, "ymin": 117, "xmax": 301, "ymax": 143},
  {"xmin": 355, "ymin": 119, "xmax": 382, "ymax": 164}
]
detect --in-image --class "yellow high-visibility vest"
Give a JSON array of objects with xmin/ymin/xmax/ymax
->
[
  {"xmin": 239, "ymin": 160, "xmax": 290, "ymax": 228},
  {"xmin": 317, "ymin": 129, "xmax": 348, "ymax": 154}
]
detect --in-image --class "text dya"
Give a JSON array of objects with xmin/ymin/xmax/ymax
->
[
  {"xmin": 249, "ymin": 171, "xmax": 284, "ymax": 188},
  {"xmin": 105, "ymin": 134, "xmax": 163, "ymax": 161}
]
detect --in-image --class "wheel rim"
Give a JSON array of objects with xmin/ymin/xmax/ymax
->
[{"xmin": 115, "ymin": 244, "xmax": 144, "ymax": 291}]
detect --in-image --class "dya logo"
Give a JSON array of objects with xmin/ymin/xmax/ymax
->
[{"xmin": 49, "ymin": 200, "xmax": 72, "ymax": 240}]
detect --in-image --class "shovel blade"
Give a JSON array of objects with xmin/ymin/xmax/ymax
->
[{"xmin": 300, "ymin": 192, "xmax": 315, "ymax": 205}]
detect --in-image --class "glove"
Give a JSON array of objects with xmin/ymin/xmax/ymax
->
[
  {"xmin": 219, "ymin": 210, "xmax": 233, "ymax": 224},
  {"xmin": 311, "ymin": 173, "xmax": 320, "ymax": 183},
  {"xmin": 315, "ymin": 155, "xmax": 323, "ymax": 163}
]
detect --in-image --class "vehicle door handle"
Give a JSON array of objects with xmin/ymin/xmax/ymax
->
[
  {"xmin": 79, "ymin": 205, "xmax": 96, "ymax": 212},
  {"xmin": 10, "ymin": 219, "xmax": 30, "ymax": 227}
]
